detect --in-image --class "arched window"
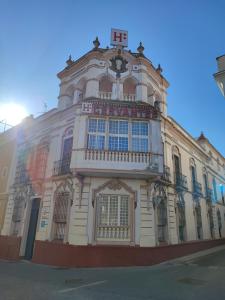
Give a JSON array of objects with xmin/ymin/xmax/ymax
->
[
  {"xmin": 213, "ymin": 178, "xmax": 218, "ymax": 203},
  {"xmin": 123, "ymin": 77, "xmax": 136, "ymax": 101},
  {"xmin": 61, "ymin": 127, "xmax": 73, "ymax": 174},
  {"xmin": 35, "ymin": 138, "xmax": 49, "ymax": 180},
  {"xmin": 202, "ymin": 168, "xmax": 208, "ymax": 198},
  {"xmin": 153, "ymin": 184, "xmax": 167, "ymax": 244},
  {"xmin": 172, "ymin": 146, "xmax": 182, "ymax": 188},
  {"xmin": 99, "ymin": 76, "xmax": 113, "ymax": 99}
]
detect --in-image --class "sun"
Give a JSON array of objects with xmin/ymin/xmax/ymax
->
[{"xmin": 0, "ymin": 102, "xmax": 28, "ymax": 126}]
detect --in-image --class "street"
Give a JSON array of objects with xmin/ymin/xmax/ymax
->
[{"xmin": 1, "ymin": 249, "xmax": 225, "ymax": 300}]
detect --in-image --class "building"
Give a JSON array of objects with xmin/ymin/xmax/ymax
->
[
  {"xmin": 214, "ymin": 54, "xmax": 225, "ymax": 97},
  {"xmin": 0, "ymin": 127, "xmax": 17, "ymax": 233},
  {"xmin": 1, "ymin": 31, "xmax": 225, "ymax": 266}
]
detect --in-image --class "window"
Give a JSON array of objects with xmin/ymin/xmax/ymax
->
[
  {"xmin": 132, "ymin": 122, "xmax": 148, "ymax": 152},
  {"xmin": 213, "ymin": 178, "xmax": 218, "ymax": 202},
  {"xmin": 109, "ymin": 120, "xmax": 128, "ymax": 151},
  {"xmin": 53, "ymin": 192, "xmax": 70, "ymax": 240},
  {"xmin": 96, "ymin": 194, "xmax": 130, "ymax": 240},
  {"xmin": 88, "ymin": 119, "xmax": 106, "ymax": 150},
  {"xmin": 203, "ymin": 174, "xmax": 208, "ymax": 197},
  {"xmin": 12, "ymin": 197, "xmax": 25, "ymax": 236},
  {"xmin": 87, "ymin": 118, "xmax": 149, "ymax": 153}
]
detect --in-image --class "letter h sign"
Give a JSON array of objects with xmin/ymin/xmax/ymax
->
[{"xmin": 111, "ymin": 28, "xmax": 128, "ymax": 47}]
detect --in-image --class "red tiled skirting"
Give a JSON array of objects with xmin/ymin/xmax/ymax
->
[
  {"xmin": 32, "ymin": 238, "xmax": 225, "ymax": 268},
  {"xmin": 0, "ymin": 235, "xmax": 21, "ymax": 261}
]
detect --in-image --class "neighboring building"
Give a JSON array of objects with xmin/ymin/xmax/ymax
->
[
  {"xmin": 0, "ymin": 128, "xmax": 17, "ymax": 233},
  {"xmin": 1, "ymin": 32, "xmax": 225, "ymax": 264},
  {"xmin": 214, "ymin": 54, "xmax": 225, "ymax": 97}
]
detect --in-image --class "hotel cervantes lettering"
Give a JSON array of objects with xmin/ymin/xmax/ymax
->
[{"xmin": 81, "ymin": 101, "xmax": 158, "ymax": 119}]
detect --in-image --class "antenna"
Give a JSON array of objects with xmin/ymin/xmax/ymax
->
[{"xmin": 0, "ymin": 119, "xmax": 13, "ymax": 133}]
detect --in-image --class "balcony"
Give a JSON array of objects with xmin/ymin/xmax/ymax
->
[
  {"xmin": 123, "ymin": 94, "xmax": 136, "ymax": 101},
  {"xmin": 206, "ymin": 188, "xmax": 213, "ymax": 204},
  {"xmin": 174, "ymin": 172, "xmax": 188, "ymax": 191},
  {"xmin": 192, "ymin": 181, "xmax": 203, "ymax": 199},
  {"xmin": 99, "ymin": 92, "xmax": 112, "ymax": 100},
  {"xmin": 53, "ymin": 158, "xmax": 71, "ymax": 176},
  {"xmin": 72, "ymin": 149, "xmax": 163, "ymax": 178},
  {"xmin": 98, "ymin": 92, "xmax": 136, "ymax": 102}
]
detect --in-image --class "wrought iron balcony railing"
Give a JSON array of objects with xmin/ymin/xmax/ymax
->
[
  {"xmin": 174, "ymin": 172, "xmax": 188, "ymax": 191},
  {"xmin": 205, "ymin": 188, "xmax": 213, "ymax": 204},
  {"xmin": 192, "ymin": 181, "xmax": 203, "ymax": 198},
  {"xmin": 53, "ymin": 158, "xmax": 71, "ymax": 176}
]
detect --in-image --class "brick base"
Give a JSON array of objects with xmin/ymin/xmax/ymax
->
[
  {"xmin": 32, "ymin": 239, "xmax": 225, "ymax": 268},
  {"xmin": 0, "ymin": 235, "xmax": 21, "ymax": 261}
]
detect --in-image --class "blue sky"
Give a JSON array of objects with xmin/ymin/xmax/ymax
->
[{"xmin": 0, "ymin": 0, "xmax": 225, "ymax": 154}]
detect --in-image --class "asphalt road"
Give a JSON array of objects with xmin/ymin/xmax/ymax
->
[{"xmin": 1, "ymin": 249, "xmax": 225, "ymax": 300}]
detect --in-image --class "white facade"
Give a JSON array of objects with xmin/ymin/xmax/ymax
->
[{"xmin": 2, "ymin": 38, "xmax": 225, "ymax": 258}]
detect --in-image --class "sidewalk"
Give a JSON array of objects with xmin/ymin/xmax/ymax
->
[{"xmin": 163, "ymin": 244, "xmax": 225, "ymax": 264}]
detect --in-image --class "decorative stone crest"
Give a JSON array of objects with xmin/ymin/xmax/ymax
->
[
  {"xmin": 110, "ymin": 52, "xmax": 128, "ymax": 78},
  {"xmin": 92, "ymin": 178, "xmax": 137, "ymax": 208}
]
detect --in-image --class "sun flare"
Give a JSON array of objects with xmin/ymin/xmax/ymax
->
[{"xmin": 0, "ymin": 102, "xmax": 28, "ymax": 126}]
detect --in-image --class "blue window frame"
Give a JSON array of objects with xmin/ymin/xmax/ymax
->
[
  {"xmin": 108, "ymin": 120, "xmax": 128, "ymax": 151},
  {"xmin": 88, "ymin": 119, "xmax": 106, "ymax": 149},
  {"xmin": 87, "ymin": 119, "xmax": 149, "ymax": 153},
  {"xmin": 132, "ymin": 122, "xmax": 149, "ymax": 152}
]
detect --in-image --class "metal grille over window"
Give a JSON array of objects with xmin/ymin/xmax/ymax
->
[
  {"xmin": 96, "ymin": 194, "xmax": 130, "ymax": 241},
  {"xmin": 53, "ymin": 192, "xmax": 70, "ymax": 240},
  {"xmin": 157, "ymin": 199, "xmax": 167, "ymax": 242},
  {"xmin": 12, "ymin": 197, "xmax": 25, "ymax": 236}
]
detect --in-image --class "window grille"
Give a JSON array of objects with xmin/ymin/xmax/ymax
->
[
  {"xmin": 12, "ymin": 196, "xmax": 25, "ymax": 236},
  {"xmin": 195, "ymin": 205, "xmax": 202, "ymax": 239},
  {"xmin": 35, "ymin": 144, "xmax": 48, "ymax": 179},
  {"xmin": 53, "ymin": 192, "xmax": 70, "ymax": 240},
  {"xmin": 96, "ymin": 194, "xmax": 130, "ymax": 240},
  {"xmin": 15, "ymin": 148, "xmax": 30, "ymax": 184},
  {"xmin": 213, "ymin": 178, "xmax": 218, "ymax": 202},
  {"xmin": 157, "ymin": 199, "xmax": 167, "ymax": 242}
]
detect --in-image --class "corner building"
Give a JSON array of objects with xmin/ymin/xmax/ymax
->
[{"xmin": 1, "ymin": 36, "xmax": 225, "ymax": 265}]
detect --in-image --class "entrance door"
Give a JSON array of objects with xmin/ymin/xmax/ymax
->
[{"xmin": 24, "ymin": 198, "xmax": 40, "ymax": 260}]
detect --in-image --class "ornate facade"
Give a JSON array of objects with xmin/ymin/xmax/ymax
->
[{"xmin": 1, "ymin": 35, "xmax": 225, "ymax": 261}]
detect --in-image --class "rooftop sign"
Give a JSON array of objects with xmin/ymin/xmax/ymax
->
[{"xmin": 111, "ymin": 28, "xmax": 128, "ymax": 47}]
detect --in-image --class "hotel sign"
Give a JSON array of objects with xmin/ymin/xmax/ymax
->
[
  {"xmin": 82, "ymin": 101, "xmax": 158, "ymax": 120},
  {"xmin": 111, "ymin": 28, "xmax": 128, "ymax": 47}
]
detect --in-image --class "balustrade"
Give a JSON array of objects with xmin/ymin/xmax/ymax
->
[
  {"xmin": 96, "ymin": 225, "xmax": 130, "ymax": 240},
  {"xmin": 85, "ymin": 149, "xmax": 154, "ymax": 164}
]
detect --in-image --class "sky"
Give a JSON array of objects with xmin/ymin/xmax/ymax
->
[{"xmin": 0, "ymin": 0, "xmax": 225, "ymax": 154}]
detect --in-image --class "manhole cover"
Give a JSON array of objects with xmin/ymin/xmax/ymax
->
[{"xmin": 177, "ymin": 277, "xmax": 206, "ymax": 286}]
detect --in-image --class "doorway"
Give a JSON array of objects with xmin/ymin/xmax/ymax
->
[{"xmin": 24, "ymin": 198, "xmax": 40, "ymax": 260}]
